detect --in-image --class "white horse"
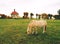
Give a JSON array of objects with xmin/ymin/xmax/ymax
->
[{"xmin": 27, "ymin": 19, "xmax": 47, "ymax": 35}]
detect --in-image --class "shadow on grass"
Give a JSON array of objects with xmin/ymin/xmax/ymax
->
[
  {"xmin": 0, "ymin": 32, "xmax": 60, "ymax": 44},
  {"xmin": 25, "ymin": 33, "xmax": 60, "ymax": 44}
]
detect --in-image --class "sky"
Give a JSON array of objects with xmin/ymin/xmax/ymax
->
[{"xmin": 0, "ymin": 0, "xmax": 60, "ymax": 17}]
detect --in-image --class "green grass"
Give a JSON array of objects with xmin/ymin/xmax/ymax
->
[{"xmin": 0, "ymin": 19, "xmax": 60, "ymax": 44}]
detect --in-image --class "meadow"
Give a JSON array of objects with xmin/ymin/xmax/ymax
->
[{"xmin": 0, "ymin": 19, "xmax": 60, "ymax": 44}]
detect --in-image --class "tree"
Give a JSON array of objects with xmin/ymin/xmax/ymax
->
[
  {"xmin": 48, "ymin": 14, "xmax": 53, "ymax": 19},
  {"xmin": 54, "ymin": 15, "xmax": 60, "ymax": 19},
  {"xmin": 1, "ymin": 14, "xmax": 7, "ymax": 19},
  {"xmin": 42, "ymin": 13, "xmax": 48, "ymax": 19},
  {"xmin": 36, "ymin": 14, "xmax": 38, "ymax": 19},
  {"xmin": 30, "ymin": 13, "xmax": 34, "ymax": 19},
  {"xmin": 23, "ymin": 12, "xmax": 29, "ymax": 19},
  {"xmin": 57, "ymin": 9, "xmax": 60, "ymax": 15},
  {"xmin": 39, "ymin": 15, "xmax": 41, "ymax": 19}
]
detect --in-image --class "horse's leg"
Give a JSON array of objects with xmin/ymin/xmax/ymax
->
[
  {"xmin": 32, "ymin": 27, "xmax": 35, "ymax": 34},
  {"xmin": 27, "ymin": 26, "xmax": 30, "ymax": 34},
  {"xmin": 27, "ymin": 26, "xmax": 32, "ymax": 34},
  {"xmin": 43, "ymin": 25, "xmax": 46, "ymax": 33},
  {"xmin": 34, "ymin": 27, "xmax": 38, "ymax": 34},
  {"xmin": 32, "ymin": 27, "xmax": 38, "ymax": 34}
]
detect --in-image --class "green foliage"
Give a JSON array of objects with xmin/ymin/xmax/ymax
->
[
  {"xmin": 0, "ymin": 19, "xmax": 60, "ymax": 44},
  {"xmin": 54, "ymin": 15, "xmax": 60, "ymax": 19},
  {"xmin": 57, "ymin": 9, "xmax": 60, "ymax": 15}
]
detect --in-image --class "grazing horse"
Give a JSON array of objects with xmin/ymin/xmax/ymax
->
[{"xmin": 27, "ymin": 20, "xmax": 47, "ymax": 35}]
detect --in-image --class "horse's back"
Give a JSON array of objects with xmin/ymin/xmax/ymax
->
[{"xmin": 39, "ymin": 20, "xmax": 47, "ymax": 26}]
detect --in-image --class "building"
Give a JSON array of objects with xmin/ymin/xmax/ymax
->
[{"xmin": 11, "ymin": 9, "xmax": 20, "ymax": 18}]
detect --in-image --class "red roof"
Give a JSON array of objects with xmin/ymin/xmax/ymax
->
[{"xmin": 11, "ymin": 9, "xmax": 19, "ymax": 15}]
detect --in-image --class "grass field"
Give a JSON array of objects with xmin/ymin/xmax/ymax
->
[{"xmin": 0, "ymin": 19, "xmax": 60, "ymax": 44}]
